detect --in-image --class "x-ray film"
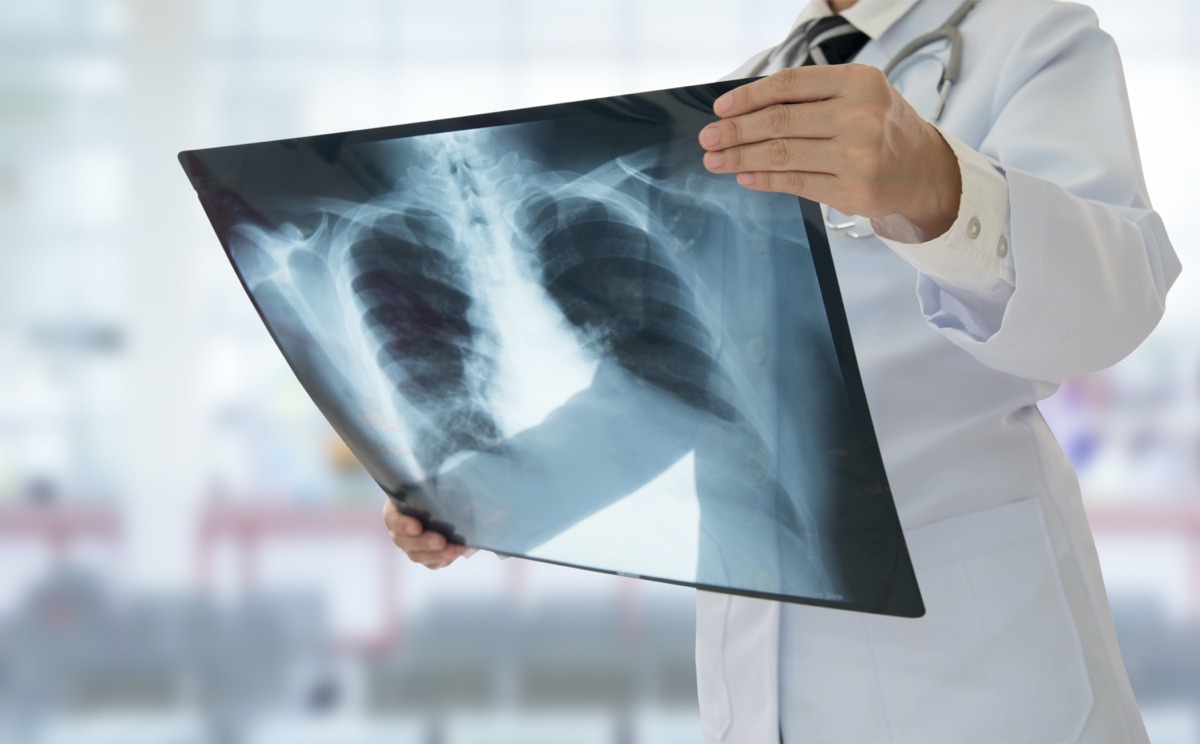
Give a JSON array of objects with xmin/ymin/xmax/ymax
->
[{"xmin": 180, "ymin": 80, "xmax": 924, "ymax": 617}]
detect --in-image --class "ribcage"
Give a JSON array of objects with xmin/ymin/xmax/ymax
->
[
  {"xmin": 345, "ymin": 207, "xmax": 502, "ymax": 473},
  {"xmin": 519, "ymin": 192, "xmax": 734, "ymax": 421}
]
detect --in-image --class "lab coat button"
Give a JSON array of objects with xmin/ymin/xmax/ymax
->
[
  {"xmin": 755, "ymin": 570, "xmax": 778, "ymax": 593},
  {"xmin": 997, "ymin": 235, "xmax": 1009, "ymax": 257},
  {"xmin": 967, "ymin": 217, "xmax": 982, "ymax": 239},
  {"xmin": 746, "ymin": 337, "xmax": 767, "ymax": 364}
]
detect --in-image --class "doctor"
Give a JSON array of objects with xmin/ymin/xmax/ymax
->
[{"xmin": 386, "ymin": 0, "xmax": 1180, "ymax": 740}]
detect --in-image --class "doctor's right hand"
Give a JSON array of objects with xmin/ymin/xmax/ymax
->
[
  {"xmin": 382, "ymin": 498, "xmax": 474, "ymax": 570},
  {"xmin": 699, "ymin": 65, "xmax": 962, "ymax": 240}
]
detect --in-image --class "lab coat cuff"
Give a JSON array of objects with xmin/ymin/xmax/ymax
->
[
  {"xmin": 875, "ymin": 130, "xmax": 1015, "ymax": 341},
  {"xmin": 875, "ymin": 129, "xmax": 1014, "ymax": 291}
]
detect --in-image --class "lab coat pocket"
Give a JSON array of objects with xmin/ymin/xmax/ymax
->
[{"xmin": 865, "ymin": 498, "xmax": 1095, "ymax": 742}]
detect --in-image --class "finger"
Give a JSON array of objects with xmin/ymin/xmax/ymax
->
[
  {"xmin": 734, "ymin": 170, "xmax": 839, "ymax": 202},
  {"xmin": 383, "ymin": 508, "xmax": 424, "ymax": 537},
  {"xmin": 391, "ymin": 529, "xmax": 449, "ymax": 553},
  {"xmin": 411, "ymin": 543, "xmax": 469, "ymax": 570},
  {"xmin": 383, "ymin": 511, "xmax": 421, "ymax": 536},
  {"xmin": 703, "ymin": 138, "xmax": 840, "ymax": 176},
  {"xmin": 398, "ymin": 543, "xmax": 457, "ymax": 567},
  {"xmin": 714, "ymin": 67, "xmax": 850, "ymax": 118},
  {"xmin": 699, "ymin": 100, "xmax": 839, "ymax": 150},
  {"xmin": 414, "ymin": 551, "xmax": 455, "ymax": 570}
]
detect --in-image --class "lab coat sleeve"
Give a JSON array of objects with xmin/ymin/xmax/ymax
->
[
  {"xmin": 875, "ymin": 136, "xmax": 1015, "ymax": 339},
  {"xmin": 902, "ymin": 2, "xmax": 1180, "ymax": 384}
]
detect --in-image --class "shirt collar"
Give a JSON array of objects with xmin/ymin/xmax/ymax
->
[{"xmin": 784, "ymin": 0, "xmax": 920, "ymax": 41}]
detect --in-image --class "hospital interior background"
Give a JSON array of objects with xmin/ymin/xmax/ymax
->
[{"xmin": 1, "ymin": 0, "xmax": 1197, "ymax": 742}]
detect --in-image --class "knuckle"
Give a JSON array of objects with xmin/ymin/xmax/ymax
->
[
  {"xmin": 784, "ymin": 171, "xmax": 808, "ymax": 195},
  {"xmin": 845, "ymin": 104, "xmax": 873, "ymax": 130},
  {"xmin": 867, "ymin": 66, "xmax": 890, "ymax": 90},
  {"xmin": 745, "ymin": 172, "xmax": 770, "ymax": 191},
  {"xmin": 851, "ymin": 63, "xmax": 884, "ymax": 87},
  {"xmin": 722, "ymin": 118, "xmax": 741, "ymax": 144},
  {"xmin": 767, "ymin": 70, "xmax": 793, "ymax": 98},
  {"xmin": 829, "ymin": 105, "xmax": 854, "ymax": 132},
  {"xmin": 768, "ymin": 138, "xmax": 791, "ymax": 167},
  {"xmin": 765, "ymin": 104, "xmax": 790, "ymax": 137},
  {"xmin": 774, "ymin": 67, "xmax": 800, "ymax": 90}
]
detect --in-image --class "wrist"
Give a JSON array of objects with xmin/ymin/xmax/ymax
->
[{"xmin": 900, "ymin": 124, "xmax": 962, "ymax": 239}]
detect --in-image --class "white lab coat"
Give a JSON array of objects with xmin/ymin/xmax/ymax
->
[{"xmin": 697, "ymin": 1, "xmax": 1181, "ymax": 742}]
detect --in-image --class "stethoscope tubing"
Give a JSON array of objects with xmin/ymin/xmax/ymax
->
[
  {"xmin": 747, "ymin": 0, "xmax": 978, "ymax": 124},
  {"xmin": 741, "ymin": 0, "xmax": 979, "ymax": 238},
  {"xmin": 882, "ymin": 0, "xmax": 976, "ymax": 121}
]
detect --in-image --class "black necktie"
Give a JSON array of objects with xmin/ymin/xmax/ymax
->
[{"xmin": 783, "ymin": 15, "xmax": 870, "ymax": 68}]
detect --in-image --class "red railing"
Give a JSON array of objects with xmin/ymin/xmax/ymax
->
[
  {"xmin": 194, "ymin": 502, "xmax": 401, "ymax": 653},
  {"xmin": 1084, "ymin": 499, "xmax": 1200, "ymax": 613},
  {"xmin": 1, "ymin": 497, "xmax": 1196, "ymax": 650}
]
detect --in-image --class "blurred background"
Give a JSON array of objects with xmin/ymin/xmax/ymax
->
[{"xmin": 0, "ymin": 0, "xmax": 1196, "ymax": 742}]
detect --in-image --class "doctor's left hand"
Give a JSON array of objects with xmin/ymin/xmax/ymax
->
[
  {"xmin": 699, "ymin": 64, "xmax": 961, "ymax": 240},
  {"xmin": 383, "ymin": 496, "xmax": 475, "ymax": 570}
]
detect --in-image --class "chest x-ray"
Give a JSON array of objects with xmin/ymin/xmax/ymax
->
[{"xmin": 180, "ymin": 80, "xmax": 923, "ymax": 617}]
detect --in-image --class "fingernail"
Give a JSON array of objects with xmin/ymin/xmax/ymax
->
[
  {"xmin": 714, "ymin": 94, "xmax": 731, "ymax": 115},
  {"xmin": 699, "ymin": 125, "xmax": 719, "ymax": 148},
  {"xmin": 426, "ymin": 536, "xmax": 440, "ymax": 548},
  {"xmin": 737, "ymin": 172, "xmax": 756, "ymax": 186},
  {"xmin": 704, "ymin": 151, "xmax": 725, "ymax": 169},
  {"xmin": 406, "ymin": 522, "xmax": 421, "ymax": 535}
]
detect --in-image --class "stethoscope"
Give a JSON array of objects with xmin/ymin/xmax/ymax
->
[{"xmin": 744, "ymin": 0, "xmax": 978, "ymax": 238}]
